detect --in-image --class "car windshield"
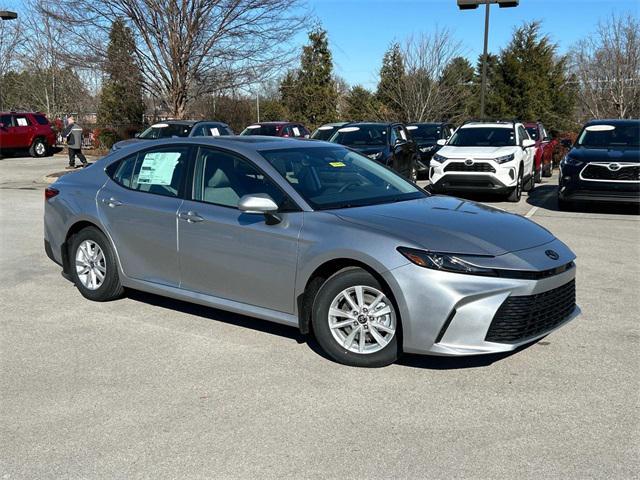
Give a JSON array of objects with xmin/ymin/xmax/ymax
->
[
  {"xmin": 407, "ymin": 125, "xmax": 440, "ymax": 144},
  {"xmin": 139, "ymin": 123, "xmax": 192, "ymax": 139},
  {"xmin": 260, "ymin": 146, "xmax": 425, "ymax": 210},
  {"xmin": 576, "ymin": 124, "xmax": 640, "ymax": 148},
  {"xmin": 525, "ymin": 127, "xmax": 539, "ymax": 141},
  {"xmin": 330, "ymin": 125, "xmax": 388, "ymax": 147},
  {"xmin": 241, "ymin": 124, "xmax": 279, "ymax": 136},
  {"xmin": 311, "ymin": 126, "xmax": 339, "ymax": 141},
  {"xmin": 448, "ymin": 127, "xmax": 516, "ymax": 147}
]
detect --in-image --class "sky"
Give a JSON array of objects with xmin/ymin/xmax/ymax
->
[{"xmin": 2, "ymin": 0, "xmax": 639, "ymax": 89}]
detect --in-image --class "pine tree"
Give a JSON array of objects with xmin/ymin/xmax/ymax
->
[
  {"xmin": 98, "ymin": 18, "xmax": 145, "ymax": 128},
  {"xmin": 376, "ymin": 43, "xmax": 405, "ymax": 120},
  {"xmin": 344, "ymin": 85, "xmax": 378, "ymax": 121},
  {"xmin": 439, "ymin": 57, "xmax": 475, "ymax": 122}
]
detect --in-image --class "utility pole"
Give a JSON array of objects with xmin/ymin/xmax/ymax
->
[{"xmin": 457, "ymin": 0, "xmax": 519, "ymax": 119}]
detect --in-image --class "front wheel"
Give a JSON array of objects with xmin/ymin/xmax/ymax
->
[
  {"xmin": 69, "ymin": 227, "xmax": 124, "ymax": 301},
  {"xmin": 507, "ymin": 168, "xmax": 523, "ymax": 202},
  {"xmin": 29, "ymin": 138, "xmax": 47, "ymax": 158},
  {"xmin": 312, "ymin": 268, "xmax": 400, "ymax": 367}
]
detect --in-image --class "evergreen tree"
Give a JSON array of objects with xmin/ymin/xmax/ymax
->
[
  {"xmin": 98, "ymin": 18, "xmax": 145, "ymax": 128},
  {"xmin": 376, "ymin": 43, "xmax": 405, "ymax": 119},
  {"xmin": 344, "ymin": 85, "xmax": 378, "ymax": 121},
  {"xmin": 280, "ymin": 27, "xmax": 337, "ymax": 127},
  {"xmin": 439, "ymin": 56, "xmax": 475, "ymax": 122}
]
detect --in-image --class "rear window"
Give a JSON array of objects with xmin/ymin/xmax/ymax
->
[{"xmin": 34, "ymin": 114, "xmax": 50, "ymax": 125}]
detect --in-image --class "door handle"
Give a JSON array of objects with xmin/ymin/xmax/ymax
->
[
  {"xmin": 178, "ymin": 211, "xmax": 204, "ymax": 223},
  {"xmin": 102, "ymin": 197, "xmax": 123, "ymax": 208}
]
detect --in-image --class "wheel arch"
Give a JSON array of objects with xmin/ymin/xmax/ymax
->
[{"xmin": 61, "ymin": 220, "xmax": 110, "ymax": 275}]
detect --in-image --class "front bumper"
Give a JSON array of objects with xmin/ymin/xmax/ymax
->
[
  {"xmin": 559, "ymin": 164, "xmax": 640, "ymax": 204},
  {"xmin": 383, "ymin": 240, "xmax": 579, "ymax": 356},
  {"xmin": 429, "ymin": 160, "xmax": 518, "ymax": 193}
]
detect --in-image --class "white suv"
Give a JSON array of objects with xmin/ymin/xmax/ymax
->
[{"xmin": 429, "ymin": 121, "xmax": 536, "ymax": 202}]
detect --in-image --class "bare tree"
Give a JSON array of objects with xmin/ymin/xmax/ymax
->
[
  {"xmin": 0, "ymin": 11, "xmax": 22, "ymax": 110},
  {"xmin": 41, "ymin": 0, "xmax": 306, "ymax": 118},
  {"xmin": 383, "ymin": 29, "xmax": 465, "ymax": 122},
  {"xmin": 572, "ymin": 14, "xmax": 640, "ymax": 119}
]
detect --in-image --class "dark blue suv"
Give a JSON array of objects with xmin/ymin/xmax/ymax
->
[{"xmin": 558, "ymin": 119, "xmax": 639, "ymax": 210}]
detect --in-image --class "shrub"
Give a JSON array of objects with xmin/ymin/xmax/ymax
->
[{"xmin": 96, "ymin": 128, "xmax": 121, "ymax": 149}]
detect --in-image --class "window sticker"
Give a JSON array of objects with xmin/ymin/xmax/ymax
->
[
  {"xmin": 137, "ymin": 152, "xmax": 181, "ymax": 185},
  {"xmin": 329, "ymin": 161, "xmax": 346, "ymax": 167},
  {"xmin": 338, "ymin": 126, "xmax": 360, "ymax": 133},
  {"xmin": 318, "ymin": 125, "xmax": 334, "ymax": 131},
  {"xmin": 585, "ymin": 125, "xmax": 615, "ymax": 132},
  {"xmin": 16, "ymin": 117, "xmax": 28, "ymax": 126},
  {"xmin": 247, "ymin": 124, "xmax": 261, "ymax": 129},
  {"xmin": 406, "ymin": 126, "xmax": 418, "ymax": 131},
  {"xmin": 151, "ymin": 123, "xmax": 169, "ymax": 128},
  {"xmin": 399, "ymin": 129, "xmax": 407, "ymax": 140},
  {"xmin": 210, "ymin": 127, "xmax": 220, "ymax": 136},
  {"xmin": 292, "ymin": 127, "xmax": 300, "ymax": 136}
]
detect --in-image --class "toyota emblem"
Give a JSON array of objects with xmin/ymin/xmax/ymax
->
[
  {"xmin": 608, "ymin": 163, "xmax": 621, "ymax": 171},
  {"xmin": 465, "ymin": 159, "xmax": 474, "ymax": 166},
  {"xmin": 545, "ymin": 250, "xmax": 560, "ymax": 260}
]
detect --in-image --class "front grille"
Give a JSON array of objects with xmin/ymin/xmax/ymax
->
[
  {"xmin": 485, "ymin": 280, "xmax": 576, "ymax": 344},
  {"xmin": 444, "ymin": 162, "xmax": 496, "ymax": 173},
  {"xmin": 582, "ymin": 164, "xmax": 640, "ymax": 181}
]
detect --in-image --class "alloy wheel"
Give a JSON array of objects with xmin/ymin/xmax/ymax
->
[
  {"xmin": 35, "ymin": 142, "xmax": 46, "ymax": 156},
  {"xmin": 327, "ymin": 285, "xmax": 396, "ymax": 354},
  {"xmin": 75, "ymin": 240, "xmax": 106, "ymax": 290}
]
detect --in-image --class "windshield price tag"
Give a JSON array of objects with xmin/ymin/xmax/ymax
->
[{"xmin": 329, "ymin": 162, "xmax": 346, "ymax": 167}]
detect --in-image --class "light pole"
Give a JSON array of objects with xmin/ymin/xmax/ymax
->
[{"xmin": 457, "ymin": 0, "xmax": 519, "ymax": 119}]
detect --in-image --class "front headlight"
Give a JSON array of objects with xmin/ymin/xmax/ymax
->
[
  {"xmin": 367, "ymin": 152, "xmax": 382, "ymax": 160},
  {"xmin": 432, "ymin": 153, "xmax": 447, "ymax": 163},
  {"xmin": 561, "ymin": 156, "xmax": 583, "ymax": 167},
  {"xmin": 495, "ymin": 153, "xmax": 515, "ymax": 164},
  {"xmin": 398, "ymin": 247, "xmax": 497, "ymax": 276}
]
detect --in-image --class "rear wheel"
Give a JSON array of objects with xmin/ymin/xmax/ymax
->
[
  {"xmin": 29, "ymin": 138, "xmax": 47, "ymax": 158},
  {"xmin": 534, "ymin": 166, "xmax": 542, "ymax": 183},
  {"xmin": 312, "ymin": 268, "xmax": 400, "ymax": 367},
  {"xmin": 69, "ymin": 227, "xmax": 124, "ymax": 301}
]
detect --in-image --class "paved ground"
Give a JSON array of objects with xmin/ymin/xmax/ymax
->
[{"xmin": 1, "ymin": 154, "xmax": 639, "ymax": 479}]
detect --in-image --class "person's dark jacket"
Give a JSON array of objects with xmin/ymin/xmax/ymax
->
[{"xmin": 62, "ymin": 123, "xmax": 83, "ymax": 149}]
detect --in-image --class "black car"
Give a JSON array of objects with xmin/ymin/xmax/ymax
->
[
  {"xmin": 406, "ymin": 122, "xmax": 455, "ymax": 177},
  {"xmin": 310, "ymin": 122, "xmax": 348, "ymax": 141},
  {"xmin": 329, "ymin": 122, "xmax": 418, "ymax": 181},
  {"xmin": 112, "ymin": 120, "xmax": 234, "ymax": 151},
  {"xmin": 558, "ymin": 119, "xmax": 639, "ymax": 209}
]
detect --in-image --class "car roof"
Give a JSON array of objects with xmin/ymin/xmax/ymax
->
[
  {"xmin": 584, "ymin": 119, "xmax": 639, "ymax": 126},
  {"xmin": 317, "ymin": 122, "xmax": 348, "ymax": 128},
  {"xmin": 150, "ymin": 120, "xmax": 198, "ymax": 126},
  {"xmin": 250, "ymin": 121, "xmax": 299, "ymax": 126},
  {"xmin": 407, "ymin": 122, "xmax": 448, "ymax": 126},
  {"xmin": 345, "ymin": 122, "xmax": 395, "ymax": 127},
  {"xmin": 461, "ymin": 122, "xmax": 515, "ymax": 129}
]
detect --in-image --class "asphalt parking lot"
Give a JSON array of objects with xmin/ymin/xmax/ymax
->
[{"xmin": 1, "ymin": 154, "xmax": 639, "ymax": 479}]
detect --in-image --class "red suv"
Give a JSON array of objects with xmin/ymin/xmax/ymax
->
[
  {"xmin": 524, "ymin": 121, "xmax": 557, "ymax": 182},
  {"xmin": 0, "ymin": 112, "xmax": 57, "ymax": 158},
  {"xmin": 240, "ymin": 121, "xmax": 310, "ymax": 138}
]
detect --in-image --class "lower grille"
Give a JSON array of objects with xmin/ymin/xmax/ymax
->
[
  {"xmin": 485, "ymin": 280, "xmax": 576, "ymax": 344},
  {"xmin": 445, "ymin": 162, "xmax": 496, "ymax": 173},
  {"xmin": 582, "ymin": 164, "xmax": 640, "ymax": 181}
]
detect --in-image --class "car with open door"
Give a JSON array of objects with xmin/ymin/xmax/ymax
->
[{"xmin": 406, "ymin": 122, "xmax": 455, "ymax": 178}]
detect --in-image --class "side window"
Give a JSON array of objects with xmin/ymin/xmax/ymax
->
[
  {"xmin": 390, "ymin": 127, "xmax": 399, "ymax": 145},
  {"xmin": 518, "ymin": 126, "xmax": 529, "ymax": 145},
  {"xmin": 191, "ymin": 124, "xmax": 209, "ymax": 137},
  {"xmin": 0, "ymin": 114, "xmax": 12, "ymax": 126},
  {"xmin": 109, "ymin": 154, "xmax": 138, "ymax": 188},
  {"xmin": 281, "ymin": 126, "xmax": 292, "ymax": 137},
  {"xmin": 14, "ymin": 115, "xmax": 30, "ymax": 127},
  {"xmin": 194, "ymin": 147, "xmax": 285, "ymax": 209},
  {"xmin": 130, "ymin": 146, "xmax": 189, "ymax": 197},
  {"xmin": 34, "ymin": 115, "xmax": 49, "ymax": 125}
]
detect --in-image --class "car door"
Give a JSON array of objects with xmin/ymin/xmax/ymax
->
[
  {"xmin": 177, "ymin": 146, "xmax": 302, "ymax": 313},
  {"xmin": 11, "ymin": 114, "xmax": 34, "ymax": 149},
  {"xmin": 391, "ymin": 125, "xmax": 411, "ymax": 177},
  {"xmin": 518, "ymin": 125, "xmax": 534, "ymax": 174},
  {"xmin": 97, "ymin": 145, "xmax": 191, "ymax": 286}
]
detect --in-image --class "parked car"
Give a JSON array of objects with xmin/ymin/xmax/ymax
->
[
  {"xmin": 111, "ymin": 120, "xmax": 234, "ymax": 151},
  {"xmin": 44, "ymin": 136, "xmax": 580, "ymax": 367},
  {"xmin": 0, "ymin": 111, "xmax": 56, "ymax": 158},
  {"xmin": 558, "ymin": 119, "xmax": 639, "ymax": 210},
  {"xmin": 524, "ymin": 121, "xmax": 556, "ymax": 181},
  {"xmin": 429, "ymin": 120, "xmax": 536, "ymax": 202},
  {"xmin": 406, "ymin": 122, "xmax": 455, "ymax": 177},
  {"xmin": 311, "ymin": 122, "xmax": 348, "ymax": 141},
  {"xmin": 329, "ymin": 122, "xmax": 418, "ymax": 181},
  {"xmin": 240, "ymin": 121, "xmax": 310, "ymax": 138}
]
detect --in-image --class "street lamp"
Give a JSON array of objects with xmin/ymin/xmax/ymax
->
[
  {"xmin": 457, "ymin": 0, "xmax": 519, "ymax": 119},
  {"xmin": 0, "ymin": 10, "xmax": 18, "ymax": 20}
]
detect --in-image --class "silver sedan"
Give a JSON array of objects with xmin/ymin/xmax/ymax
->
[{"xmin": 44, "ymin": 137, "xmax": 580, "ymax": 367}]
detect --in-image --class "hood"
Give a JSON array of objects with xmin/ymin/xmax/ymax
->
[
  {"xmin": 332, "ymin": 196, "xmax": 554, "ymax": 256},
  {"xmin": 438, "ymin": 145, "xmax": 517, "ymax": 159},
  {"xmin": 112, "ymin": 138, "xmax": 146, "ymax": 150},
  {"xmin": 568, "ymin": 146, "xmax": 640, "ymax": 163}
]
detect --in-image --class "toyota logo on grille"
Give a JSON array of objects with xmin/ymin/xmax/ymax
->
[
  {"xmin": 608, "ymin": 163, "xmax": 621, "ymax": 171},
  {"xmin": 465, "ymin": 159, "xmax": 474, "ymax": 166},
  {"xmin": 545, "ymin": 250, "xmax": 560, "ymax": 260}
]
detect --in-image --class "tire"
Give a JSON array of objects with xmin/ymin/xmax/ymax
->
[
  {"xmin": 542, "ymin": 163, "xmax": 552, "ymax": 177},
  {"xmin": 29, "ymin": 138, "xmax": 47, "ymax": 158},
  {"xmin": 312, "ymin": 268, "xmax": 401, "ymax": 367},
  {"xmin": 69, "ymin": 227, "xmax": 124, "ymax": 301},
  {"xmin": 507, "ymin": 168, "xmax": 523, "ymax": 202},
  {"xmin": 534, "ymin": 166, "xmax": 542, "ymax": 183}
]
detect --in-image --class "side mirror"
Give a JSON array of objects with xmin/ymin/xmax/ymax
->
[
  {"xmin": 436, "ymin": 139, "xmax": 447, "ymax": 146},
  {"xmin": 522, "ymin": 139, "xmax": 536, "ymax": 149},
  {"xmin": 238, "ymin": 194, "xmax": 281, "ymax": 224},
  {"xmin": 561, "ymin": 139, "xmax": 573, "ymax": 148},
  {"xmin": 134, "ymin": 133, "xmax": 140, "ymax": 138}
]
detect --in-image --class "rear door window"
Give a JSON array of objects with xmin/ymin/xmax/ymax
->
[
  {"xmin": 14, "ymin": 115, "xmax": 30, "ymax": 127},
  {"xmin": 34, "ymin": 114, "xmax": 49, "ymax": 125},
  {"xmin": 0, "ymin": 114, "xmax": 12, "ymax": 126}
]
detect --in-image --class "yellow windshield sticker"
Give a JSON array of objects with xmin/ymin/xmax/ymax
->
[{"xmin": 329, "ymin": 161, "xmax": 346, "ymax": 167}]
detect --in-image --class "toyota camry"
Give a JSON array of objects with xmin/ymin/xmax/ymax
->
[{"xmin": 44, "ymin": 136, "xmax": 580, "ymax": 367}]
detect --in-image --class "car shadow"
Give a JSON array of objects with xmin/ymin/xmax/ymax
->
[
  {"xmin": 527, "ymin": 183, "xmax": 640, "ymax": 215},
  {"xmin": 126, "ymin": 289, "xmax": 542, "ymax": 369}
]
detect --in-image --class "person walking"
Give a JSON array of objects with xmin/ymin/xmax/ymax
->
[{"xmin": 63, "ymin": 116, "xmax": 88, "ymax": 169}]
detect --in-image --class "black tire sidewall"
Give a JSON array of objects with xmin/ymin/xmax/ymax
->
[
  {"xmin": 312, "ymin": 268, "xmax": 400, "ymax": 367},
  {"xmin": 69, "ymin": 227, "xmax": 123, "ymax": 301},
  {"xmin": 30, "ymin": 139, "xmax": 46, "ymax": 158}
]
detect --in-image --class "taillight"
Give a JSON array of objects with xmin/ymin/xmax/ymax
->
[{"xmin": 45, "ymin": 187, "xmax": 59, "ymax": 201}]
